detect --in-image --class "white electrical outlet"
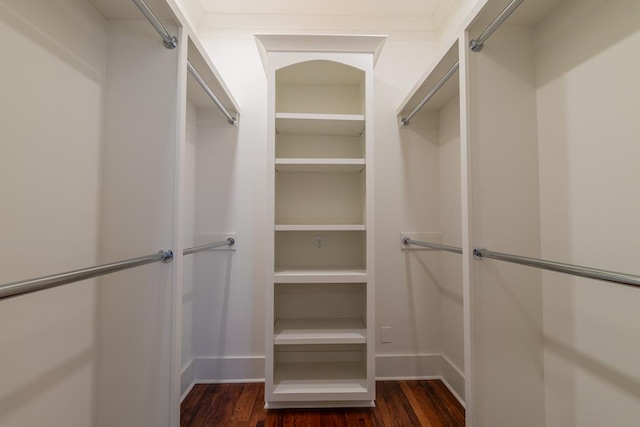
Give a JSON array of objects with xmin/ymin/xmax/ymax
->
[{"xmin": 314, "ymin": 235, "xmax": 325, "ymax": 250}]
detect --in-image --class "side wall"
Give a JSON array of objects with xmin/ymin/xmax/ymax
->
[
  {"xmin": 97, "ymin": 20, "xmax": 179, "ymax": 427},
  {"xmin": 536, "ymin": 1, "xmax": 640, "ymax": 426},
  {"xmin": 466, "ymin": 26, "xmax": 546, "ymax": 427},
  {"xmin": 438, "ymin": 96, "xmax": 465, "ymax": 399},
  {"xmin": 0, "ymin": 1, "xmax": 107, "ymax": 426}
]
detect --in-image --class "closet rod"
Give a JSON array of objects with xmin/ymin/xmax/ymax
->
[
  {"xmin": 402, "ymin": 237, "xmax": 463, "ymax": 254},
  {"xmin": 0, "ymin": 250, "xmax": 173, "ymax": 301},
  {"xmin": 184, "ymin": 238, "xmax": 235, "ymax": 256},
  {"xmin": 131, "ymin": 0, "xmax": 178, "ymax": 49},
  {"xmin": 187, "ymin": 61, "xmax": 238, "ymax": 125},
  {"xmin": 400, "ymin": 61, "xmax": 459, "ymax": 126},
  {"xmin": 469, "ymin": 0, "xmax": 525, "ymax": 52},
  {"xmin": 473, "ymin": 247, "xmax": 640, "ymax": 289}
]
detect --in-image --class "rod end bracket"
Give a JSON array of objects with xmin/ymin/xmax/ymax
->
[
  {"xmin": 473, "ymin": 248, "xmax": 486, "ymax": 260},
  {"xmin": 226, "ymin": 238, "xmax": 235, "ymax": 246},
  {"xmin": 163, "ymin": 36, "xmax": 178, "ymax": 49},
  {"xmin": 402, "ymin": 237, "xmax": 411, "ymax": 245},
  {"xmin": 469, "ymin": 39, "xmax": 484, "ymax": 52},
  {"xmin": 160, "ymin": 250, "xmax": 174, "ymax": 263},
  {"xmin": 400, "ymin": 118, "xmax": 410, "ymax": 127}
]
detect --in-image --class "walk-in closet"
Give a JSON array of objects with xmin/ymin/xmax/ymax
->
[{"xmin": 1, "ymin": 0, "xmax": 638, "ymax": 426}]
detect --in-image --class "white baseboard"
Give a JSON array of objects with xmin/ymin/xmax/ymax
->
[
  {"xmin": 182, "ymin": 354, "xmax": 465, "ymax": 406},
  {"xmin": 375, "ymin": 353, "xmax": 442, "ymax": 379},
  {"xmin": 440, "ymin": 354, "xmax": 465, "ymax": 406},
  {"xmin": 194, "ymin": 356, "xmax": 265, "ymax": 383},
  {"xmin": 180, "ymin": 360, "xmax": 196, "ymax": 402}
]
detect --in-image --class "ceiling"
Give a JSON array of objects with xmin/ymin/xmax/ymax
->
[{"xmin": 196, "ymin": 0, "xmax": 447, "ymax": 17}]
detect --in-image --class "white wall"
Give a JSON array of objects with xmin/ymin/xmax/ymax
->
[
  {"xmin": 466, "ymin": 25, "xmax": 546, "ymax": 427},
  {"xmin": 0, "ymin": 0, "xmax": 107, "ymax": 426},
  {"xmin": 376, "ymin": 36, "xmax": 444, "ymax": 375},
  {"xmin": 186, "ymin": 21, "xmax": 447, "ymax": 382},
  {"xmin": 438, "ymin": 96, "xmax": 464, "ymax": 397},
  {"xmin": 536, "ymin": 1, "xmax": 640, "ymax": 425},
  {"xmin": 181, "ymin": 101, "xmax": 198, "ymax": 393},
  {"xmin": 96, "ymin": 20, "xmax": 179, "ymax": 427}
]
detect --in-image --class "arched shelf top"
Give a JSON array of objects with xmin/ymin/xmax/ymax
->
[
  {"xmin": 276, "ymin": 60, "xmax": 365, "ymax": 86},
  {"xmin": 255, "ymin": 34, "xmax": 387, "ymax": 75}
]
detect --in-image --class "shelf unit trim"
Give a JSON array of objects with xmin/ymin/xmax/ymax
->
[
  {"xmin": 276, "ymin": 113, "xmax": 365, "ymax": 136},
  {"xmin": 274, "ymin": 318, "xmax": 366, "ymax": 345},
  {"xmin": 274, "ymin": 268, "xmax": 367, "ymax": 283},
  {"xmin": 275, "ymin": 158, "xmax": 365, "ymax": 173},
  {"xmin": 275, "ymin": 225, "xmax": 366, "ymax": 231}
]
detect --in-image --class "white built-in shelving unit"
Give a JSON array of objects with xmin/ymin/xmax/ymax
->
[{"xmin": 257, "ymin": 34, "xmax": 385, "ymax": 408}]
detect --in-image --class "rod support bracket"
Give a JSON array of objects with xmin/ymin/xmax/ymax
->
[
  {"xmin": 400, "ymin": 118, "xmax": 410, "ymax": 127},
  {"xmin": 469, "ymin": 39, "xmax": 484, "ymax": 52},
  {"xmin": 473, "ymin": 248, "xmax": 486, "ymax": 260},
  {"xmin": 228, "ymin": 117, "xmax": 238, "ymax": 126},
  {"xmin": 226, "ymin": 238, "xmax": 235, "ymax": 246},
  {"xmin": 402, "ymin": 237, "xmax": 411, "ymax": 245},
  {"xmin": 163, "ymin": 36, "xmax": 178, "ymax": 49},
  {"xmin": 160, "ymin": 250, "xmax": 174, "ymax": 263}
]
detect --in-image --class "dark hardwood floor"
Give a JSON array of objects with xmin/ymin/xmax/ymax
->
[{"xmin": 181, "ymin": 380, "xmax": 465, "ymax": 427}]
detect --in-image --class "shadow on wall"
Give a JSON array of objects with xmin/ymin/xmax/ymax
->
[
  {"xmin": 192, "ymin": 249, "xmax": 235, "ymax": 357},
  {"xmin": 0, "ymin": 0, "xmax": 107, "ymax": 83},
  {"xmin": 407, "ymin": 250, "xmax": 463, "ymax": 307},
  {"xmin": 544, "ymin": 333, "xmax": 640, "ymax": 401},
  {"xmin": 0, "ymin": 348, "xmax": 95, "ymax": 423},
  {"xmin": 535, "ymin": 0, "xmax": 640, "ymax": 86}
]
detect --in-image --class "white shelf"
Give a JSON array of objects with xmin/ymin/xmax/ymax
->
[
  {"xmin": 275, "ymin": 225, "xmax": 366, "ymax": 231},
  {"xmin": 274, "ymin": 318, "xmax": 366, "ymax": 345},
  {"xmin": 273, "ymin": 362, "xmax": 368, "ymax": 396},
  {"xmin": 276, "ymin": 158, "xmax": 365, "ymax": 173},
  {"xmin": 274, "ymin": 267, "xmax": 367, "ymax": 283},
  {"xmin": 276, "ymin": 113, "xmax": 365, "ymax": 136}
]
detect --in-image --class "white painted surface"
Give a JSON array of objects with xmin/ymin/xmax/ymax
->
[
  {"xmin": 198, "ymin": 0, "xmax": 444, "ymax": 16},
  {"xmin": 395, "ymin": 44, "xmax": 465, "ymax": 403},
  {"xmin": 191, "ymin": 23, "xmax": 442, "ymax": 391},
  {"xmin": 181, "ymin": 100, "xmax": 198, "ymax": 383},
  {"xmin": 536, "ymin": 1, "xmax": 640, "ymax": 425},
  {"xmin": 97, "ymin": 21, "xmax": 178, "ymax": 427},
  {"xmin": 275, "ymin": 113, "xmax": 366, "ymax": 136},
  {"xmin": 438, "ymin": 95, "xmax": 465, "ymax": 393},
  {"xmin": 275, "ymin": 158, "xmax": 365, "ymax": 173},
  {"xmin": 0, "ymin": 1, "xmax": 106, "ymax": 425},
  {"xmin": 196, "ymin": 0, "xmax": 464, "ymax": 40},
  {"xmin": 259, "ymin": 40, "xmax": 380, "ymax": 406},
  {"xmin": 274, "ymin": 318, "xmax": 367, "ymax": 345},
  {"xmin": 376, "ymin": 38, "xmax": 444, "ymax": 367},
  {"xmin": 186, "ymin": 20, "xmax": 447, "ymax": 406},
  {"xmin": 466, "ymin": 25, "xmax": 545, "ymax": 427}
]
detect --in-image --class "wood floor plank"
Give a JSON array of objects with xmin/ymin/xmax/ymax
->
[
  {"xmin": 230, "ymin": 383, "xmax": 261, "ymax": 424},
  {"xmin": 180, "ymin": 384, "xmax": 208, "ymax": 427},
  {"xmin": 399, "ymin": 381, "xmax": 435, "ymax": 427},
  {"xmin": 181, "ymin": 380, "xmax": 464, "ymax": 427}
]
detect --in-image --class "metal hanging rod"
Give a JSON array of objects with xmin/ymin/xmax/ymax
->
[
  {"xmin": 0, "ymin": 250, "xmax": 173, "ymax": 301},
  {"xmin": 183, "ymin": 238, "xmax": 235, "ymax": 256},
  {"xmin": 187, "ymin": 61, "xmax": 238, "ymax": 125},
  {"xmin": 131, "ymin": 0, "xmax": 178, "ymax": 49},
  {"xmin": 469, "ymin": 0, "xmax": 525, "ymax": 52},
  {"xmin": 401, "ymin": 61, "xmax": 459, "ymax": 127},
  {"xmin": 402, "ymin": 237, "xmax": 463, "ymax": 255},
  {"xmin": 473, "ymin": 247, "xmax": 640, "ymax": 289}
]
